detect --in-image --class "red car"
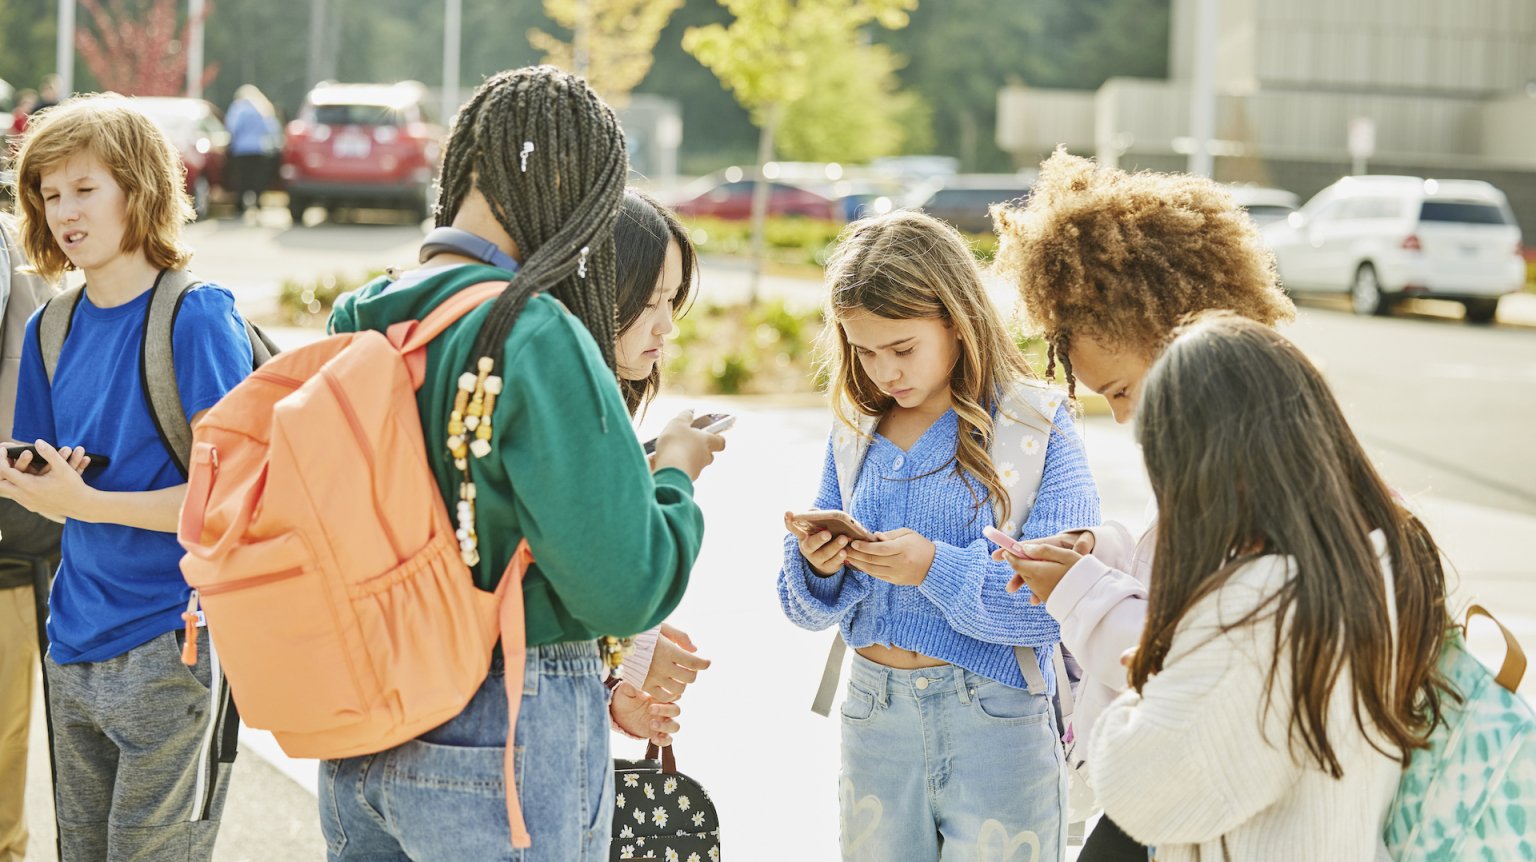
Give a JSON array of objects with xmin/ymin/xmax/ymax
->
[
  {"xmin": 132, "ymin": 97, "xmax": 229, "ymax": 221},
  {"xmin": 672, "ymin": 178, "xmax": 840, "ymax": 221},
  {"xmin": 281, "ymin": 82, "xmax": 442, "ymax": 224}
]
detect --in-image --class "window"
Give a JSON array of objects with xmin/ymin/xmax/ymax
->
[
  {"xmin": 1419, "ymin": 201, "xmax": 1509, "ymax": 225},
  {"xmin": 311, "ymin": 104, "xmax": 401, "ymax": 127}
]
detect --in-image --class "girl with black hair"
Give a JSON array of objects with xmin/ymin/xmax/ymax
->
[
  {"xmin": 608, "ymin": 189, "xmax": 718, "ymax": 721},
  {"xmin": 324, "ymin": 67, "xmax": 724, "ymax": 861}
]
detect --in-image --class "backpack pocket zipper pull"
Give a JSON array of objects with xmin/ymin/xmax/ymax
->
[{"xmin": 181, "ymin": 590, "xmax": 200, "ymax": 666}]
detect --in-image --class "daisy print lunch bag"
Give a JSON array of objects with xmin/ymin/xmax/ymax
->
[{"xmin": 612, "ymin": 743, "xmax": 721, "ymax": 862}]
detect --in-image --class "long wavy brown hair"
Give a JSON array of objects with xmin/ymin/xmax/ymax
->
[
  {"xmin": 1130, "ymin": 314, "xmax": 1452, "ymax": 777},
  {"xmin": 819, "ymin": 210, "xmax": 1037, "ymax": 526}
]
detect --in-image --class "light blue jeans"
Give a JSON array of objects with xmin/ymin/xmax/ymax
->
[
  {"xmin": 840, "ymin": 653, "xmax": 1067, "ymax": 862},
  {"xmin": 318, "ymin": 641, "xmax": 613, "ymax": 861}
]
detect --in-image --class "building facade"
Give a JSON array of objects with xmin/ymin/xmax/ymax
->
[{"xmin": 997, "ymin": 0, "xmax": 1536, "ymax": 227}]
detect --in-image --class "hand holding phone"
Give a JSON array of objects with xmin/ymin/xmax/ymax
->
[
  {"xmin": 5, "ymin": 443, "xmax": 110, "ymax": 475},
  {"xmin": 983, "ymin": 525, "xmax": 1032, "ymax": 558},
  {"xmin": 650, "ymin": 410, "xmax": 729, "ymax": 481},
  {"xmin": 784, "ymin": 510, "xmax": 864, "ymax": 576},
  {"xmin": 643, "ymin": 412, "xmax": 735, "ymax": 455}
]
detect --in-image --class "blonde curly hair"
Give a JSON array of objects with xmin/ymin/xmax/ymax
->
[{"xmin": 992, "ymin": 148, "xmax": 1294, "ymax": 395}]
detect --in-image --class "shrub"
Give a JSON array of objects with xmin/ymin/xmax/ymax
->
[{"xmin": 277, "ymin": 270, "xmax": 384, "ymax": 326}]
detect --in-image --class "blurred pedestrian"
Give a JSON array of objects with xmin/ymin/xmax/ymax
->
[
  {"xmin": 8, "ymin": 90, "xmax": 36, "ymax": 137},
  {"xmin": 32, "ymin": 76, "xmax": 61, "ymax": 113},
  {"xmin": 223, "ymin": 85, "xmax": 282, "ymax": 216}
]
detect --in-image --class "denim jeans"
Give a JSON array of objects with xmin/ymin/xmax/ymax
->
[
  {"xmin": 840, "ymin": 653, "xmax": 1067, "ymax": 862},
  {"xmin": 319, "ymin": 641, "xmax": 613, "ymax": 861}
]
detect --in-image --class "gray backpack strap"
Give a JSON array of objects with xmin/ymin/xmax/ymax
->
[
  {"xmin": 811, "ymin": 409, "xmax": 879, "ymax": 716},
  {"xmin": 1014, "ymin": 646, "xmax": 1048, "ymax": 695},
  {"xmin": 142, "ymin": 270, "xmax": 197, "ymax": 476},
  {"xmin": 811, "ymin": 636, "xmax": 848, "ymax": 717},
  {"xmin": 38, "ymin": 286, "xmax": 85, "ymax": 385}
]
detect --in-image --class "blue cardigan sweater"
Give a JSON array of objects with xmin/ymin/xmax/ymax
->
[{"xmin": 778, "ymin": 405, "xmax": 1101, "ymax": 689}]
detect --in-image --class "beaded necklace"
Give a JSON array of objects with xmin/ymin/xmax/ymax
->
[{"xmin": 423, "ymin": 231, "xmax": 634, "ymax": 677}]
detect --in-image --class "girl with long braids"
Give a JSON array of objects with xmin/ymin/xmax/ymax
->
[{"xmin": 324, "ymin": 67, "xmax": 724, "ymax": 860}]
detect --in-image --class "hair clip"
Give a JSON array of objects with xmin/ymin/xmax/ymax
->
[
  {"xmin": 577, "ymin": 246, "xmax": 590, "ymax": 278},
  {"xmin": 520, "ymin": 141, "xmax": 534, "ymax": 172}
]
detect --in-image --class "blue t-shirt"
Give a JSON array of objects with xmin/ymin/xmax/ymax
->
[{"xmin": 13, "ymin": 282, "xmax": 253, "ymax": 664}]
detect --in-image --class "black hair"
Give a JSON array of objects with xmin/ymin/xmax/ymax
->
[
  {"xmin": 614, "ymin": 189, "xmax": 696, "ymax": 415},
  {"xmin": 435, "ymin": 66, "xmax": 628, "ymax": 373}
]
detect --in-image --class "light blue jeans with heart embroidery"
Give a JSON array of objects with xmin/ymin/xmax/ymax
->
[
  {"xmin": 318, "ymin": 641, "xmax": 613, "ymax": 861},
  {"xmin": 840, "ymin": 653, "xmax": 1067, "ymax": 862}
]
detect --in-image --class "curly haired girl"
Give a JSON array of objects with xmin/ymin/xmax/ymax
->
[{"xmin": 988, "ymin": 149, "xmax": 1296, "ymax": 861}]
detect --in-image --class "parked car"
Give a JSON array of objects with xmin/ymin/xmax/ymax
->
[
  {"xmin": 671, "ymin": 176, "xmax": 840, "ymax": 221},
  {"xmin": 132, "ymin": 97, "xmax": 229, "ymax": 220},
  {"xmin": 280, "ymin": 81, "xmax": 442, "ymax": 224},
  {"xmin": 1262, "ymin": 176, "xmax": 1526, "ymax": 322},
  {"xmin": 1228, "ymin": 185, "xmax": 1299, "ymax": 227},
  {"xmin": 916, "ymin": 174, "xmax": 1033, "ymax": 234}
]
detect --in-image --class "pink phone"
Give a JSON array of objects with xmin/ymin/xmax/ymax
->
[{"xmin": 983, "ymin": 526, "xmax": 1030, "ymax": 558}]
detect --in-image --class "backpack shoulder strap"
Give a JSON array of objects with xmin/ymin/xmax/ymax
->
[
  {"xmin": 142, "ymin": 269, "xmax": 199, "ymax": 476},
  {"xmin": 38, "ymin": 286, "xmax": 85, "ymax": 385},
  {"xmin": 144, "ymin": 271, "xmax": 279, "ymax": 476},
  {"xmin": 830, "ymin": 396, "xmax": 879, "ymax": 510},
  {"xmin": 812, "ymin": 400, "xmax": 879, "ymax": 717},
  {"xmin": 988, "ymin": 379, "xmax": 1067, "ymax": 535}
]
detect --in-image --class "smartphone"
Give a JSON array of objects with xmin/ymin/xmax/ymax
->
[
  {"xmin": 642, "ymin": 413, "xmax": 736, "ymax": 456},
  {"xmin": 4, "ymin": 444, "xmax": 111, "ymax": 472},
  {"xmin": 790, "ymin": 510, "xmax": 876, "ymax": 543},
  {"xmin": 983, "ymin": 525, "xmax": 1030, "ymax": 558}
]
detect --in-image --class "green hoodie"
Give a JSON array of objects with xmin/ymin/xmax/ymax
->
[{"xmin": 329, "ymin": 264, "xmax": 702, "ymax": 646}]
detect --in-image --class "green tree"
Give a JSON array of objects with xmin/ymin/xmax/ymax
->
[
  {"xmin": 683, "ymin": 0, "xmax": 917, "ymax": 299},
  {"xmin": 76, "ymin": 0, "xmax": 217, "ymax": 96},
  {"xmin": 530, "ymin": 0, "xmax": 684, "ymax": 106},
  {"xmin": 0, "ymin": 0, "xmax": 65, "ymax": 105},
  {"xmin": 877, "ymin": 0, "xmax": 1042, "ymax": 171}
]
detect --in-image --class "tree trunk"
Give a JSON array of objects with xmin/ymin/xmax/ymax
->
[{"xmin": 748, "ymin": 103, "xmax": 780, "ymax": 306}]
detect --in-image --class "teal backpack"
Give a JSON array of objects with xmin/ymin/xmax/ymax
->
[{"xmin": 1385, "ymin": 605, "xmax": 1536, "ymax": 861}]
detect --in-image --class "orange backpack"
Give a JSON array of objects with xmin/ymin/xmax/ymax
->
[{"xmin": 177, "ymin": 281, "xmax": 538, "ymax": 847}]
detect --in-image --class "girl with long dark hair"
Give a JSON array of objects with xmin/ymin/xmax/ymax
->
[{"xmin": 1089, "ymin": 314, "xmax": 1450, "ymax": 861}]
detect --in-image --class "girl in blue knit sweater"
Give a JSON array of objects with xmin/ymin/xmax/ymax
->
[{"xmin": 779, "ymin": 211, "xmax": 1102, "ymax": 861}]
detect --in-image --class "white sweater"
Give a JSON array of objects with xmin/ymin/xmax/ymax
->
[{"xmin": 1087, "ymin": 551, "xmax": 1401, "ymax": 862}]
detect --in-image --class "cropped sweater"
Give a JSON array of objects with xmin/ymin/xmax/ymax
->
[{"xmin": 778, "ymin": 405, "xmax": 1101, "ymax": 689}]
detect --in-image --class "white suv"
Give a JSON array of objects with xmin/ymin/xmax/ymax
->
[{"xmin": 1261, "ymin": 176, "xmax": 1525, "ymax": 323}]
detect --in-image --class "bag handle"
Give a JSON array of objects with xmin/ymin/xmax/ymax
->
[
  {"xmin": 1466, "ymin": 604, "xmax": 1526, "ymax": 693},
  {"xmin": 645, "ymin": 741, "xmax": 678, "ymax": 775}
]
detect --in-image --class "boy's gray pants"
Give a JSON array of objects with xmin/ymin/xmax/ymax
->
[{"xmin": 44, "ymin": 628, "xmax": 237, "ymax": 862}]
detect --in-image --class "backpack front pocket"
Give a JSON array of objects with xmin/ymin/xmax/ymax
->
[{"xmin": 189, "ymin": 531, "xmax": 369, "ymax": 734}]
